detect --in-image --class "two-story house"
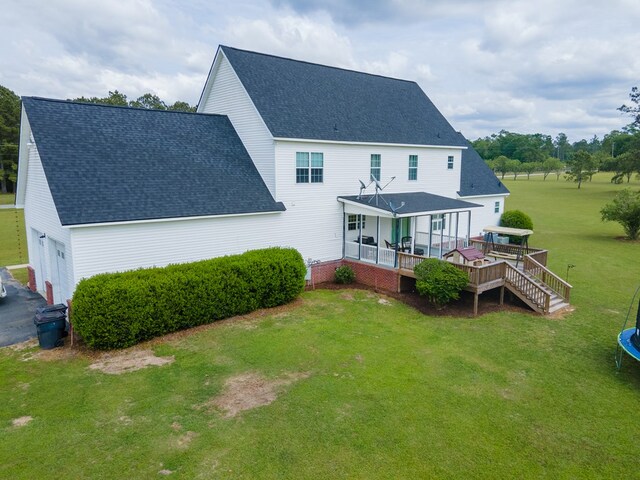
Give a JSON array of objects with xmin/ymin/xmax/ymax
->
[{"xmin": 15, "ymin": 45, "xmax": 509, "ymax": 304}]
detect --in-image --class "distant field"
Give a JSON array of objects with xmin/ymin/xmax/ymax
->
[{"xmin": 1, "ymin": 172, "xmax": 639, "ymax": 479}]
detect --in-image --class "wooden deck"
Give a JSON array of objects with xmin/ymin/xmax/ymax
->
[{"xmin": 397, "ymin": 247, "xmax": 571, "ymax": 316}]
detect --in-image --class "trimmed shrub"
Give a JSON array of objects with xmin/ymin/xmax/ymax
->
[
  {"xmin": 500, "ymin": 210, "xmax": 534, "ymax": 244},
  {"xmin": 72, "ymin": 247, "xmax": 306, "ymax": 350},
  {"xmin": 414, "ymin": 258, "xmax": 469, "ymax": 308},
  {"xmin": 334, "ymin": 265, "xmax": 355, "ymax": 284}
]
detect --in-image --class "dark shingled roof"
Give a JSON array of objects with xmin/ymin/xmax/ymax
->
[
  {"xmin": 458, "ymin": 137, "xmax": 510, "ymax": 197},
  {"xmin": 338, "ymin": 192, "xmax": 481, "ymax": 217},
  {"xmin": 23, "ymin": 97, "xmax": 285, "ymax": 226},
  {"xmin": 218, "ymin": 46, "xmax": 467, "ymax": 147}
]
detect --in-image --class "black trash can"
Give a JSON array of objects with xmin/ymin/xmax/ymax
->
[{"xmin": 34, "ymin": 305, "xmax": 68, "ymax": 349}]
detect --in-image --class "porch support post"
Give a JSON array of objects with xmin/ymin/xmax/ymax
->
[
  {"xmin": 428, "ymin": 214, "xmax": 433, "ymax": 258},
  {"xmin": 447, "ymin": 212, "xmax": 453, "ymax": 252},
  {"xmin": 467, "ymin": 210, "xmax": 472, "ymax": 247},
  {"xmin": 499, "ymin": 286, "xmax": 505, "ymax": 305},
  {"xmin": 439, "ymin": 216, "xmax": 444, "ymax": 258},
  {"xmin": 358, "ymin": 214, "xmax": 363, "ymax": 260},
  {"xmin": 411, "ymin": 216, "xmax": 417, "ymax": 254},
  {"xmin": 376, "ymin": 215, "xmax": 380, "ymax": 264},
  {"xmin": 455, "ymin": 212, "xmax": 460, "ymax": 249},
  {"xmin": 342, "ymin": 207, "xmax": 346, "ymax": 259},
  {"xmin": 394, "ymin": 217, "xmax": 400, "ymax": 268}
]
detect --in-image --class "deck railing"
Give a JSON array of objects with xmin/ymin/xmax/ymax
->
[
  {"xmin": 504, "ymin": 262, "xmax": 550, "ymax": 313},
  {"xmin": 398, "ymin": 252, "xmax": 423, "ymax": 271},
  {"xmin": 346, "ymin": 242, "xmax": 396, "ymax": 267},
  {"xmin": 452, "ymin": 261, "xmax": 506, "ymax": 286},
  {"xmin": 523, "ymin": 255, "xmax": 572, "ymax": 302}
]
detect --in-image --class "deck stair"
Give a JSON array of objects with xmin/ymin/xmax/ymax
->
[{"xmin": 397, "ymin": 249, "xmax": 572, "ymax": 316}]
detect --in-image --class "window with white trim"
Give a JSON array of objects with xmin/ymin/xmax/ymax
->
[
  {"xmin": 432, "ymin": 214, "xmax": 446, "ymax": 231},
  {"xmin": 296, "ymin": 152, "xmax": 324, "ymax": 183},
  {"xmin": 447, "ymin": 156, "xmax": 454, "ymax": 170},
  {"xmin": 371, "ymin": 154, "xmax": 381, "ymax": 181},
  {"xmin": 408, "ymin": 155, "xmax": 418, "ymax": 180},
  {"xmin": 347, "ymin": 214, "xmax": 366, "ymax": 231},
  {"xmin": 494, "ymin": 201, "xmax": 500, "ymax": 213}
]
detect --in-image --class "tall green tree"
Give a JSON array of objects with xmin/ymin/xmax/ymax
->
[
  {"xmin": 0, "ymin": 85, "xmax": 21, "ymax": 194},
  {"xmin": 493, "ymin": 155, "xmax": 511, "ymax": 180},
  {"xmin": 520, "ymin": 161, "xmax": 540, "ymax": 180},
  {"xmin": 601, "ymin": 189, "xmax": 640, "ymax": 240},
  {"xmin": 541, "ymin": 157, "xmax": 563, "ymax": 180},
  {"xmin": 618, "ymin": 86, "xmax": 640, "ymax": 128},
  {"xmin": 565, "ymin": 150, "xmax": 598, "ymax": 189},
  {"xmin": 72, "ymin": 91, "xmax": 195, "ymax": 112},
  {"xmin": 508, "ymin": 159, "xmax": 522, "ymax": 180}
]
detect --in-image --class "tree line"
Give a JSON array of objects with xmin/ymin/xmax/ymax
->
[
  {"xmin": 473, "ymin": 87, "xmax": 640, "ymax": 188},
  {"xmin": 0, "ymin": 86, "xmax": 196, "ymax": 194}
]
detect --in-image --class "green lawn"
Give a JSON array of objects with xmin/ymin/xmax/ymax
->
[
  {"xmin": 1, "ymin": 173, "xmax": 639, "ymax": 478},
  {"xmin": 0, "ymin": 193, "xmax": 15, "ymax": 205},
  {"xmin": 0, "ymin": 207, "xmax": 27, "ymax": 267}
]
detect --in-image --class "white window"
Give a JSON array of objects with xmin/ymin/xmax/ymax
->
[
  {"xmin": 348, "ymin": 214, "xmax": 366, "ymax": 231},
  {"xmin": 432, "ymin": 214, "xmax": 446, "ymax": 231},
  {"xmin": 408, "ymin": 155, "xmax": 418, "ymax": 181},
  {"xmin": 296, "ymin": 152, "xmax": 323, "ymax": 183},
  {"xmin": 494, "ymin": 201, "xmax": 500, "ymax": 213},
  {"xmin": 371, "ymin": 154, "xmax": 381, "ymax": 181},
  {"xmin": 447, "ymin": 156, "xmax": 454, "ymax": 170}
]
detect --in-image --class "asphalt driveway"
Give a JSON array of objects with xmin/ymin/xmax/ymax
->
[{"xmin": 0, "ymin": 268, "xmax": 46, "ymax": 347}]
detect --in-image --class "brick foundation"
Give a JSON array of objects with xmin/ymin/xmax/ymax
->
[
  {"xmin": 344, "ymin": 259, "xmax": 400, "ymax": 293},
  {"xmin": 45, "ymin": 281, "xmax": 54, "ymax": 305},
  {"xmin": 27, "ymin": 266, "xmax": 37, "ymax": 292},
  {"xmin": 308, "ymin": 258, "xmax": 401, "ymax": 293},
  {"xmin": 309, "ymin": 259, "xmax": 344, "ymax": 285}
]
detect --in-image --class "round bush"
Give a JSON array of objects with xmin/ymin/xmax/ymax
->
[
  {"xmin": 335, "ymin": 265, "xmax": 355, "ymax": 284},
  {"xmin": 500, "ymin": 210, "xmax": 534, "ymax": 244},
  {"xmin": 414, "ymin": 258, "xmax": 469, "ymax": 308}
]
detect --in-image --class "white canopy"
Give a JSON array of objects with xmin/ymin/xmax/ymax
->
[{"xmin": 483, "ymin": 226, "xmax": 533, "ymax": 237}]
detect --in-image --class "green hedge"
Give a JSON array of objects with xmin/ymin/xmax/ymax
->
[{"xmin": 72, "ymin": 247, "xmax": 306, "ymax": 349}]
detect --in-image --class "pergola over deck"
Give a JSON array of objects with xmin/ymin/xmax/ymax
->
[{"xmin": 338, "ymin": 192, "xmax": 481, "ymax": 267}]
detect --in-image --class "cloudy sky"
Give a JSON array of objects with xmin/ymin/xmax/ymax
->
[{"xmin": 2, "ymin": 0, "xmax": 639, "ymax": 142}]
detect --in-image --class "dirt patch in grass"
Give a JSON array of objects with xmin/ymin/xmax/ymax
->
[
  {"xmin": 88, "ymin": 349, "xmax": 174, "ymax": 374},
  {"xmin": 202, "ymin": 371, "xmax": 310, "ymax": 418},
  {"xmin": 12, "ymin": 416, "xmax": 32, "ymax": 427}
]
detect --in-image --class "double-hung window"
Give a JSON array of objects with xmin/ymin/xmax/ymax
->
[
  {"xmin": 447, "ymin": 155, "xmax": 454, "ymax": 170},
  {"xmin": 296, "ymin": 152, "xmax": 324, "ymax": 183},
  {"xmin": 370, "ymin": 154, "xmax": 381, "ymax": 181},
  {"xmin": 347, "ymin": 214, "xmax": 366, "ymax": 231},
  {"xmin": 494, "ymin": 201, "xmax": 500, "ymax": 213},
  {"xmin": 408, "ymin": 155, "xmax": 418, "ymax": 180}
]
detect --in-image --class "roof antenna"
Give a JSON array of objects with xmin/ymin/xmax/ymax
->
[
  {"xmin": 367, "ymin": 175, "xmax": 395, "ymax": 206},
  {"xmin": 358, "ymin": 179, "xmax": 373, "ymax": 199},
  {"xmin": 388, "ymin": 201, "xmax": 406, "ymax": 217}
]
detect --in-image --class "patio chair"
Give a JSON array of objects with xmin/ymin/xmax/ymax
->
[
  {"xmin": 384, "ymin": 240, "xmax": 397, "ymax": 250},
  {"xmin": 401, "ymin": 236, "xmax": 412, "ymax": 252}
]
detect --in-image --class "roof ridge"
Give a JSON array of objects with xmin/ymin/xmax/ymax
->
[
  {"xmin": 21, "ymin": 96, "xmax": 224, "ymax": 118},
  {"xmin": 220, "ymin": 45, "xmax": 418, "ymax": 86}
]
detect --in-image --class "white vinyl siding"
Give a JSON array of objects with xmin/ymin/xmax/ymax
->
[
  {"xmin": 199, "ymin": 53, "xmax": 276, "ymax": 195},
  {"xmin": 23, "ymin": 138, "xmax": 74, "ymax": 302}
]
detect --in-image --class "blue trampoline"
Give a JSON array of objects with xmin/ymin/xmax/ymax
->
[{"xmin": 615, "ymin": 287, "xmax": 640, "ymax": 370}]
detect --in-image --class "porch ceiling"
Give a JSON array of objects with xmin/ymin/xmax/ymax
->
[{"xmin": 338, "ymin": 192, "xmax": 482, "ymax": 218}]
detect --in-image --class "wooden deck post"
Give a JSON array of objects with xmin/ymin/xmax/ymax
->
[
  {"xmin": 473, "ymin": 292, "xmax": 479, "ymax": 316},
  {"xmin": 499, "ymin": 286, "xmax": 504, "ymax": 305}
]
